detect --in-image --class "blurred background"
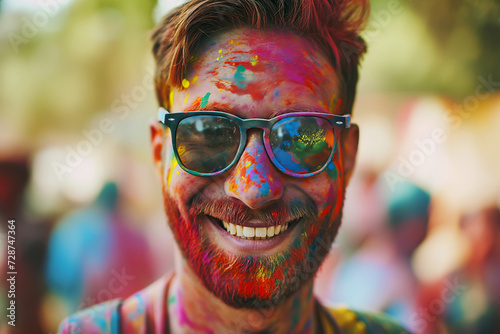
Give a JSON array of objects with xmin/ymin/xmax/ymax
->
[{"xmin": 0, "ymin": 0, "xmax": 499, "ymax": 333}]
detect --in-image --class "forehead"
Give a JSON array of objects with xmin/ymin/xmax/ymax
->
[{"xmin": 172, "ymin": 28, "xmax": 341, "ymax": 117}]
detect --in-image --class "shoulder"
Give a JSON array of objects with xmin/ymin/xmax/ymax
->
[
  {"xmin": 325, "ymin": 306, "xmax": 412, "ymax": 334},
  {"xmin": 57, "ymin": 299, "xmax": 122, "ymax": 334},
  {"xmin": 57, "ymin": 274, "xmax": 173, "ymax": 334}
]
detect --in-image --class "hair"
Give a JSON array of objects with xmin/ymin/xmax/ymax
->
[{"xmin": 151, "ymin": 0, "xmax": 369, "ymax": 114}]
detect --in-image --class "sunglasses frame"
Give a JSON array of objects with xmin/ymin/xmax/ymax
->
[{"xmin": 158, "ymin": 107, "xmax": 351, "ymax": 178}]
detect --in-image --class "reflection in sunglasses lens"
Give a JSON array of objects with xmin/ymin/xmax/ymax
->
[
  {"xmin": 270, "ymin": 117, "xmax": 334, "ymax": 174},
  {"xmin": 176, "ymin": 116, "xmax": 240, "ymax": 173}
]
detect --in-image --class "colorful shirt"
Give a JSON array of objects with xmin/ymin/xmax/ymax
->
[{"xmin": 58, "ymin": 274, "xmax": 410, "ymax": 334}]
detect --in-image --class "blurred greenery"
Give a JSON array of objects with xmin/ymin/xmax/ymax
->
[
  {"xmin": 0, "ymin": 0, "xmax": 156, "ymax": 142},
  {"xmin": 362, "ymin": 0, "xmax": 500, "ymax": 97},
  {"xmin": 0, "ymin": 0, "xmax": 499, "ymax": 145}
]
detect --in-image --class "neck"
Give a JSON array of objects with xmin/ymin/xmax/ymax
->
[{"xmin": 167, "ymin": 252, "xmax": 318, "ymax": 334}]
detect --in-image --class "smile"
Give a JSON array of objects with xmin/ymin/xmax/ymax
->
[{"xmin": 207, "ymin": 216, "xmax": 300, "ymax": 240}]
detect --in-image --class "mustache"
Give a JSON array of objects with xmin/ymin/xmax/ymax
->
[{"xmin": 189, "ymin": 194, "xmax": 318, "ymax": 226}]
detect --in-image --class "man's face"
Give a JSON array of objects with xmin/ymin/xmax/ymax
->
[{"xmin": 151, "ymin": 28, "xmax": 358, "ymax": 308}]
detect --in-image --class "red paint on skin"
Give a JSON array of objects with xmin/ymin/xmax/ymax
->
[
  {"xmin": 164, "ymin": 29, "xmax": 346, "ymax": 311},
  {"xmin": 190, "ymin": 96, "xmax": 202, "ymax": 109},
  {"xmin": 184, "ymin": 101, "xmax": 233, "ymax": 112},
  {"xmin": 196, "ymin": 33, "xmax": 333, "ymax": 104},
  {"xmin": 214, "ymin": 79, "xmax": 270, "ymax": 101},
  {"xmin": 224, "ymin": 61, "xmax": 267, "ymax": 72}
]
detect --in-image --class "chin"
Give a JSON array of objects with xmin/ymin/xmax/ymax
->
[{"xmin": 163, "ymin": 191, "xmax": 344, "ymax": 309}]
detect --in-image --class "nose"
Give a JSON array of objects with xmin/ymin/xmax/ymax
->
[{"xmin": 224, "ymin": 131, "xmax": 284, "ymax": 209}]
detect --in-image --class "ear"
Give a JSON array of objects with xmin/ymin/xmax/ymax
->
[
  {"xmin": 150, "ymin": 121, "xmax": 165, "ymax": 180},
  {"xmin": 340, "ymin": 123, "xmax": 359, "ymax": 186}
]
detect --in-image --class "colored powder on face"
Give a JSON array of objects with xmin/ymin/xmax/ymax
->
[
  {"xmin": 182, "ymin": 79, "xmax": 190, "ymax": 88},
  {"xmin": 169, "ymin": 91, "xmax": 175, "ymax": 108},
  {"xmin": 234, "ymin": 64, "xmax": 247, "ymax": 88},
  {"xmin": 192, "ymin": 75, "xmax": 198, "ymax": 84},
  {"xmin": 167, "ymin": 156, "xmax": 178, "ymax": 186},
  {"xmin": 327, "ymin": 161, "xmax": 339, "ymax": 179},
  {"xmin": 200, "ymin": 92, "xmax": 211, "ymax": 108},
  {"xmin": 191, "ymin": 96, "xmax": 202, "ymax": 109},
  {"xmin": 184, "ymin": 94, "xmax": 189, "ymax": 105},
  {"xmin": 250, "ymin": 54, "xmax": 259, "ymax": 66},
  {"xmin": 329, "ymin": 95, "xmax": 340, "ymax": 113}
]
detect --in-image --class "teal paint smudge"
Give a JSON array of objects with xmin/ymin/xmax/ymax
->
[
  {"xmin": 200, "ymin": 92, "xmax": 210, "ymax": 108},
  {"xmin": 327, "ymin": 161, "xmax": 339, "ymax": 179},
  {"xmin": 234, "ymin": 65, "xmax": 247, "ymax": 88},
  {"xmin": 168, "ymin": 295, "xmax": 176, "ymax": 304}
]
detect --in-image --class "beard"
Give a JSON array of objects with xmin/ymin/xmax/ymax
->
[{"xmin": 163, "ymin": 186, "xmax": 344, "ymax": 310}]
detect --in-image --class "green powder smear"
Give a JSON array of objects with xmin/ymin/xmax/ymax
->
[
  {"xmin": 234, "ymin": 65, "xmax": 247, "ymax": 88},
  {"xmin": 200, "ymin": 92, "xmax": 211, "ymax": 108}
]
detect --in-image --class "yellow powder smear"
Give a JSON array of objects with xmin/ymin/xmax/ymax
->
[
  {"xmin": 169, "ymin": 91, "xmax": 174, "ymax": 108},
  {"xmin": 250, "ymin": 55, "xmax": 259, "ymax": 66}
]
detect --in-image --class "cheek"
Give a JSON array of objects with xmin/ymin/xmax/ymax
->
[
  {"xmin": 296, "ymin": 159, "xmax": 343, "ymax": 221},
  {"xmin": 162, "ymin": 146, "xmax": 206, "ymax": 211}
]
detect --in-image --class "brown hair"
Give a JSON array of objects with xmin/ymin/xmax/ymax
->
[{"xmin": 152, "ymin": 0, "xmax": 369, "ymax": 114}]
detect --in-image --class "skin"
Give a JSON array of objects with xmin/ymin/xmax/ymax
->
[{"xmin": 150, "ymin": 28, "xmax": 359, "ymax": 333}]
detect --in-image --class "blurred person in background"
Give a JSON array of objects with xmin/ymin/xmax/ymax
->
[
  {"xmin": 45, "ymin": 181, "xmax": 155, "ymax": 331},
  {"xmin": 417, "ymin": 206, "xmax": 500, "ymax": 334},
  {"xmin": 325, "ymin": 178, "xmax": 430, "ymax": 331},
  {"xmin": 0, "ymin": 156, "xmax": 50, "ymax": 334},
  {"xmin": 57, "ymin": 0, "xmax": 410, "ymax": 333}
]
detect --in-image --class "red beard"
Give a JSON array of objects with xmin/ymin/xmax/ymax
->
[{"xmin": 162, "ymin": 187, "xmax": 343, "ymax": 309}]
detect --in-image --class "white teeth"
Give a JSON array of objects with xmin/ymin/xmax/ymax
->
[
  {"xmin": 243, "ymin": 226, "xmax": 255, "ymax": 238},
  {"xmin": 219, "ymin": 219, "xmax": 297, "ymax": 240},
  {"xmin": 255, "ymin": 227, "xmax": 266, "ymax": 238},
  {"xmin": 236, "ymin": 225, "xmax": 243, "ymax": 237}
]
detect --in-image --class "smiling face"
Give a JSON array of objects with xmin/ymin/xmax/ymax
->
[{"xmin": 151, "ymin": 28, "xmax": 359, "ymax": 308}]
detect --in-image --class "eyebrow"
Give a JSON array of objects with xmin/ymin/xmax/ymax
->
[{"xmin": 182, "ymin": 103, "xmax": 331, "ymax": 119}]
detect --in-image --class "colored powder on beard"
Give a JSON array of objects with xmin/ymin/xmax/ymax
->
[{"xmin": 200, "ymin": 92, "xmax": 211, "ymax": 108}]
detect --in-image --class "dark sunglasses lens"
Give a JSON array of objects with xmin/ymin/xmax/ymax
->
[
  {"xmin": 176, "ymin": 116, "xmax": 240, "ymax": 174},
  {"xmin": 270, "ymin": 117, "xmax": 334, "ymax": 174}
]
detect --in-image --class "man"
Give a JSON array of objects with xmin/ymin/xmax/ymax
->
[{"xmin": 59, "ymin": 0, "xmax": 409, "ymax": 333}]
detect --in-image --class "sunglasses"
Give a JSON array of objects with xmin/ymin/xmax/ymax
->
[{"xmin": 158, "ymin": 107, "xmax": 351, "ymax": 178}]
